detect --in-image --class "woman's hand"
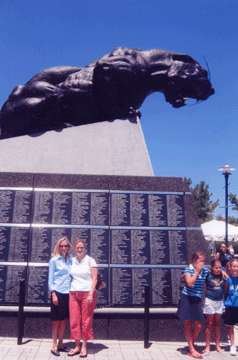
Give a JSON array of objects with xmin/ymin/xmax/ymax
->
[
  {"xmin": 52, "ymin": 292, "xmax": 58, "ymax": 305},
  {"xmin": 196, "ymin": 261, "xmax": 204, "ymax": 273},
  {"xmin": 88, "ymin": 264, "xmax": 97, "ymax": 304},
  {"xmin": 87, "ymin": 293, "xmax": 93, "ymax": 304}
]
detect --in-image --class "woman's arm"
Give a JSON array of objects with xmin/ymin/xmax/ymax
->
[
  {"xmin": 184, "ymin": 271, "xmax": 200, "ymax": 288},
  {"xmin": 48, "ymin": 259, "xmax": 58, "ymax": 305},
  {"xmin": 222, "ymin": 270, "xmax": 229, "ymax": 280},
  {"xmin": 48, "ymin": 259, "xmax": 55, "ymax": 292},
  {"xmin": 224, "ymin": 281, "xmax": 229, "ymax": 300},
  {"xmin": 88, "ymin": 267, "xmax": 98, "ymax": 303}
]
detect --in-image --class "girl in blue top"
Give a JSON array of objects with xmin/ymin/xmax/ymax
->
[
  {"xmin": 177, "ymin": 251, "xmax": 209, "ymax": 359},
  {"xmin": 203, "ymin": 259, "xmax": 227, "ymax": 355},
  {"xmin": 48, "ymin": 237, "xmax": 72, "ymax": 356},
  {"xmin": 224, "ymin": 258, "xmax": 238, "ymax": 355}
]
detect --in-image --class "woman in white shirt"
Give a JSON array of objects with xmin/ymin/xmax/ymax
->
[{"xmin": 68, "ymin": 239, "xmax": 98, "ymax": 358}]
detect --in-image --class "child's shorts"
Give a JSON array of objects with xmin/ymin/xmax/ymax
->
[
  {"xmin": 203, "ymin": 297, "xmax": 224, "ymax": 315},
  {"xmin": 224, "ymin": 307, "xmax": 238, "ymax": 326},
  {"xmin": 176, "ymin": 293, "xmax": 204, "ymax": 321}
]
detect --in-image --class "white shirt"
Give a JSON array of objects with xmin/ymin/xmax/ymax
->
[{"xmin": 70, "ymin": 254, "xmax": 97, "ymax": 292}]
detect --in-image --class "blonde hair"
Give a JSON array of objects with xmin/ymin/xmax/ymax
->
[
  {"xmin": 229, "ymin": 258, "xmax": 238, "ymax": 266},
  {"xmin": 52, "ymin": 237, "xmax": 71, "ymax": 257}
]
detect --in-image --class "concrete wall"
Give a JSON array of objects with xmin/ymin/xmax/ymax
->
[{"xmin": 0, "ymin": 117, "xmax": 153, "ymax": 176}]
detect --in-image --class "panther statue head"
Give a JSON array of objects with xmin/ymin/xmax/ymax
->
[{"xmin": 162, "ymin": 53, "xmax": 214, "ymax": 108}]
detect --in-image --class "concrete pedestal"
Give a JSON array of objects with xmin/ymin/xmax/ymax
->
[{"xmin": 0, "ymin": 117, "xmax": 153, "ymax": 176}]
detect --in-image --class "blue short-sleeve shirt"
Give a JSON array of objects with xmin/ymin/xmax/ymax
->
[{"xmin": 225, "ymin": 275, "xmax": 238, "ymax": 308}]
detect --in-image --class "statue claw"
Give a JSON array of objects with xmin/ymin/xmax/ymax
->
[{"xmin": 128, "ymin": 107, "xmax": 141, "ymax": 118}]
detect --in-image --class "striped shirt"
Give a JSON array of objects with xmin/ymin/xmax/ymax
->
[{"xmin": 182, "ymin": 264, "xmax": 209, "ymax": 298}]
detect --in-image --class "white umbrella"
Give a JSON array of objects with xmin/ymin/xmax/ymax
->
[{"xmin": 201, "ymin": 220, "xmax": 238, "ymax": 242}]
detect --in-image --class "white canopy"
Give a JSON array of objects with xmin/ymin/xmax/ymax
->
[{"xmin": 201, "ymin": 220, "xmax": 238, "ymax": 242}]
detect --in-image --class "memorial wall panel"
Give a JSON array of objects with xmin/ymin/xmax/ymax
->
[
  {"xmin": 0, "ymin": 265, "xmax": 27, "ymax": 303},
  {"xmin": 0, "ymin": 173, "xmax": 209, "ymax": 307}
]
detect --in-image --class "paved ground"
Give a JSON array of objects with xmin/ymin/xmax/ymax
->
[{"xmin": 0, "ymin": 337, "xmax": 238, "ymax": 360}]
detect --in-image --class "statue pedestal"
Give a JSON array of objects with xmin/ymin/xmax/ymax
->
[{"xmin": 0, "ymin": 116, "xmax": 153, "ymax": 176}]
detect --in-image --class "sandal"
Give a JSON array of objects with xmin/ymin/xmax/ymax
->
[
  {"xmin": 51, "ymin": 349, "xmax": 60, "ymax": 357},
  {"xmin": 67, "ymin": 349, "xmax": 80, "ymax": 357},
  {"xmin": 58, "ymin": 346, "xmax": 70, "ymax": 352},
  {"xmin": 188, "ymin": 352, "xmax": 203, "ymax": 359},
  {"xmin": 80, "ymin": 352, "xmax": 87, "ymax": 358}
]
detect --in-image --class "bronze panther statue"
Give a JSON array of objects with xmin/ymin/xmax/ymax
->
[{"xmin": 0, "ymin": 47, "xmax": 214, "ymax": 139}]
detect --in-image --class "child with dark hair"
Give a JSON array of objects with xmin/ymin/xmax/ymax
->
[
  {"xmin": 177, "ymin": 251, "xmax": 209, "ymax": 359},
  {"xmin": 203, "ymin": 259, "xmax": 227, "ymax": 355}
]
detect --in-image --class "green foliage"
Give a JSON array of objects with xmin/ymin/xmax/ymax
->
[
  {"xmin": 229, "ymin": 193, "xmax": 238, "ymax": 211},
  {"xmin": 215, "ymin": 214, "xmax": 238, "ymax": 225},
  {"xmin": 228, "ymin": 217, "xmax": 238, "ymax": 226},
  {"xmin": 218, "ymin": 194, "xmax": 238, "ymax": 224},
  {"xmin": 189, "ymin": 179, "xmax": 219, "ymax": 223}
]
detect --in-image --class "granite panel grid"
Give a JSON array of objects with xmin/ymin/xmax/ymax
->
[{"xmin": 0, "ymin": 172, "xmax": 208, "ymax": 307}]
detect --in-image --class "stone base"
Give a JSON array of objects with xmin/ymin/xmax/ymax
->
[
  {"xmin": 0, "ymin": 313, "xmax": 228, "ymax": 342},
  {"xmin": 0, "ymin": 117, "xmax": 153, "ymax": 176}
]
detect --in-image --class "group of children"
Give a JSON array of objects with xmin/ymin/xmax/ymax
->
[{"xmin": 177, "ymin": 251, "xmax": 238, "ymax": 358}]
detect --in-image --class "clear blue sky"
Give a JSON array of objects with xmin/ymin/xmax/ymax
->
[{"xmin": 0, "ymin": 0, "xmax": 238, "ymax": 219}]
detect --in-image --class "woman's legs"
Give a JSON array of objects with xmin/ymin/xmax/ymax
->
[
  {"xmin": 80, "ymin": 292, "xmax": 97, "ymax": 355},
  {"xmin": 52, "ymin": 319, "xmax": 68, "ymax": 350},
  {"xmin": 81, "ymin": 339, "xmax": 87, "ymax": 356},
  {"xmin": 58, "ymin": 319, "xmax": 67, "ymax": 348},
  {"xmin": 184, "ymin": 320, "xmax": 202, "ymax": 356},
  {"xmin": 52, "ymin": 320, "xmax": 60, "ymax": 351},
  {"xmin": 51, "ymin": 292, "xmax": 69, "ymax": 352},
  {"xmin": 204, "ymin": 314, "xmax": 214, "ymax": 354},
  {"xmin": 69, "ymin": 292, "xmax": 83, "ymax": 339},
  {"xmin": 69, "ymin": 292, "xmax": 96, "ymax": 355},
  {"xmin": 69, "ymin": 292, "xmax": 81, "ymax": 354},
  {"xmin": 214, "ymin": 314, "xmax": 223, "ymax": 352},
  {"xmin": 74, "ymin": 339, "xmax": 81, "ymax": 353}
]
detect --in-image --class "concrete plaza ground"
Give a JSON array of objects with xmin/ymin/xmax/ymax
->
[{"xmin": 0, "ymin": 336, "xmax": 238, "ymax": 360}]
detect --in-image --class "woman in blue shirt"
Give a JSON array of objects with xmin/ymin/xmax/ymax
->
[{"xmin": 48, "ymin": 237, "xmax": 72, "ymax": 356}]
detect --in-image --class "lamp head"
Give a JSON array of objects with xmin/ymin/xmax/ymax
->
[{"xmin": 218, "ymin": 164, "xmax": 235, "ymax": 175}]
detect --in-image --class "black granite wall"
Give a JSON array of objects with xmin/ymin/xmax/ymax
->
[{"xmin": 0, "ymin": 172, "xmax": 210, "ymax": 307}]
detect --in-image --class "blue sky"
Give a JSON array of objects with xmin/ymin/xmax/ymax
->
[{"xmin": 0, "ymin": 0, "xmax": 238, "ymax": 219}]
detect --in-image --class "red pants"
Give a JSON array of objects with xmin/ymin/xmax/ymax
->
[{"xmin": 69, "ymin": 291, "xmax": 96, "ymax": 340}]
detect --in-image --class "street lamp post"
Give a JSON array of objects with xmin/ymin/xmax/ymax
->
[{"xmin": 218, "ymin": 164, "xmax": 235, "ymax": 247}]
